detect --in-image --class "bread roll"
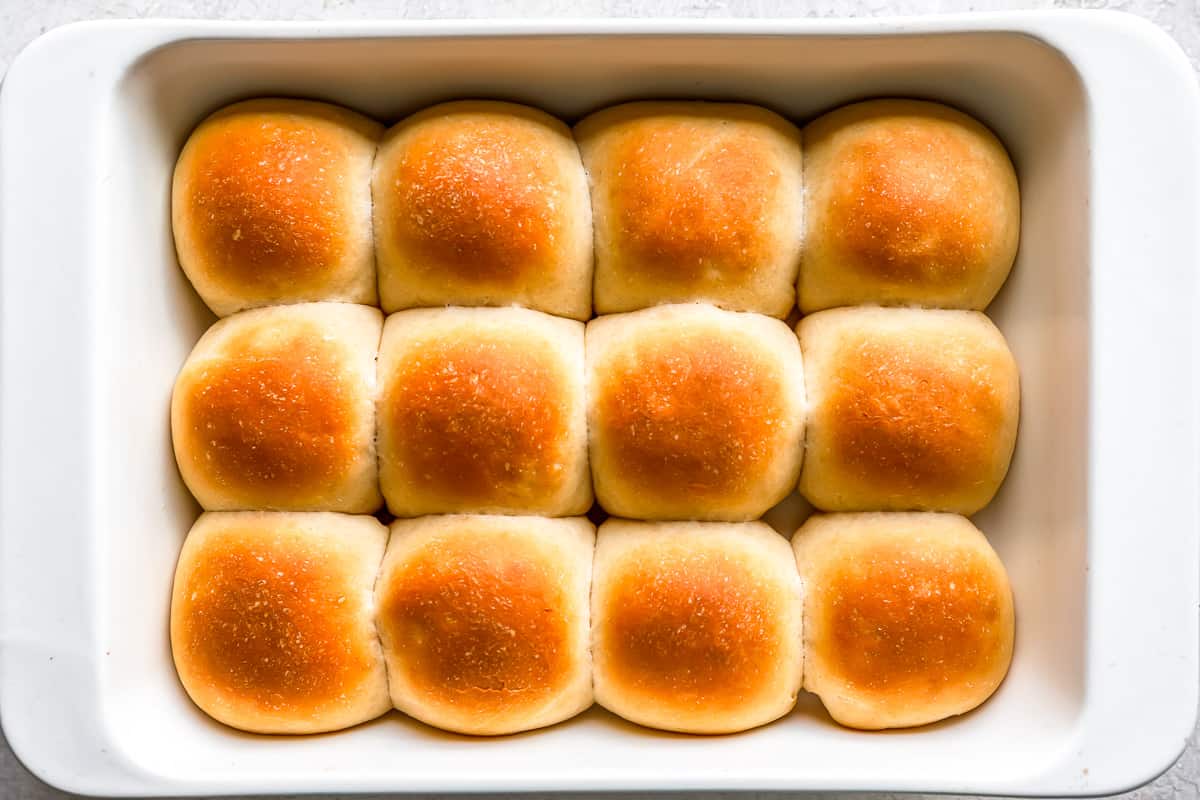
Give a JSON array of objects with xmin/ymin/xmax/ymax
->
[
  {"xmin": 793, "ymin": 512, "xmax": 1014, "ymax": 729},
  {"xmin": 575, "ymin": 102, "xmax": 803, "ymax": 317},
  {"xmin": 800, "ymin": 99, "xmax": 1020, "ymax": 313},
  {"xmin": 377, "ymin": 307, "xmax": 590, "ymax": 517},
  {"xmin": 172, "ymin": 99, "xmax": 382, "ymax": 316},
  {"xmin": 373, "ymin": 101, "xmax": 592, "ymax": 319},
  {"xmin": 587, "ymin": 303, "xmax": 805, "ymax": 520},
  {"xmin": 375, "ymin": 515, "xmax": 594, "ymax": 735},
  {"xmin": 592, "ymin": 519, "xmax": 803, "ymax": 734},
  {"xmin": 170, "ymin": 511, "xmax": 390, "ymax": 734},
  {"xmin": 798, "ymin": 307, "xmax": 1019, "ymax": 514},
  {"xmin": 172, "ymin": 303, "xmax": 383, "ymax": 512}
]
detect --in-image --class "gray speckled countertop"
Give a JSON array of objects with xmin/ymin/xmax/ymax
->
[{"xmin": 1, "ymin": 1, "xmax": 1197, "ymax": 798}]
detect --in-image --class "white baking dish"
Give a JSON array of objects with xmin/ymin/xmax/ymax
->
[{"xmin": 0, "ymin": 12, "xmax": 1197, "ymax": 797}]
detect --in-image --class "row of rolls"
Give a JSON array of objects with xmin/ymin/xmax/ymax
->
[
  {"xmin": 172, "ymin": 510, "xmax": 1013, "ymax": 737},
  {"xmin": 171, "ymin": 300, "xmax": 1019, "ymax": 520},
  {"xmin": 172, "ymin": 95, "xmax": 1019, "ymax": 321}
]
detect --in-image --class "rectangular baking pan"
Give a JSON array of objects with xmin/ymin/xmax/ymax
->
[{"xmin": 1, "ymin": 13, "xmax": 1197, "ymax": 797}]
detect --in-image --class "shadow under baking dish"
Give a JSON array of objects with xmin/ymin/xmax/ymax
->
[{"xmin": 96, "ymin": 30, "xmax": 1088, "ymax": 789}]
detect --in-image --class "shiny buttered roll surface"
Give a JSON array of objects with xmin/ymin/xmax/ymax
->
[
  {"xmin": 587, "ymin": 304, "xmax": 806, "ymax": 521},
  {"xmin": 375, "ymin": 515, "xmax": 594, "ymax": 735},
  {"xmin": 575, "ymin": 102, "xmax": 803, "ymax": 318},
  {"xmin": 793, "ymin": 512, "xmax": 1015, "ymax": 730},
  {"xmin": 373, "ymin": 101, "xmax": 593, "ymax": 319},
  {"xmin": 170, "ymin": 512, "xmax": 391, "ymax": 734},
  {"xmin": 799, "ymin": 99, "xmax": 1020, "ymax": 313},
  {"xmin": 798, "ymin": 307, "xmax": 1019, "ymax": 514},
  {"xmin": 592, "ymin": 519, "xmax": 803, "ymax": 734},
  {"xmin": 172, "ymin": 99, "xmax": 382, "ymax": 316},
  {"xmin": 171, "ymin": 303, "xmax": 383, "ymax": 513},
  {"xmin": 376, "ymin": 307, "xmax": 591, "ymax": 517}
]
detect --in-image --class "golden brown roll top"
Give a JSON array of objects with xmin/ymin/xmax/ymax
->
[
  {"xmin": 592, "ymin": 519, "xmax": 803, "ymax": 733},
  {"xmin": 587, "ymin": 303, "xmax": 805, "ymax": 521},
  {"xmin": 373, "ymin": 101, "xmax": 593, "ymax": 319},
  {"xmin": 171, "ymin": 302, "xmax": 383, "ymax": 513},
  {"xmin": 377, "ymin": 306, "xmax": 590, "ymax": 517},
  {"xmin": 575, "ymin": 102, "xmax": 803, "ymax": 318},
  {"xmin": 172, "ymin": 98, "xmax": 382, "ymax": 316},
  {"xmin": 798, "ymin": 306, "xmax": 1019, "ymax": 514},
  {"xmin": 793, "ymin": 512, "xmax": 1014, "ymax": 730},
  {"xmin": 375, "ymin": 514, "xmax": 594, "ymax": 735},
  {"xmin": 800, "ymin": 99, "xmax": 1020, "ymax": 313},
  {"xmin": 170, "ymin": 512, "xmax": 391, "ymax": 734}
]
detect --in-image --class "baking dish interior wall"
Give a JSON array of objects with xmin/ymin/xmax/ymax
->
[{"xmin": 98, "ymin": 30, "xmax": 1089, "ymax": 785}]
